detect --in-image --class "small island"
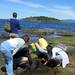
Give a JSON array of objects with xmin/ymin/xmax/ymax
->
[{"xmin": 23, "ymin": 16, "xmax": 63, "ymax": 22}]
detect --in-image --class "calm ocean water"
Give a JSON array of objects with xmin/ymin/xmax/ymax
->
[
  {"xmin": 20, "ymin": 20, "xmax": 75, "ymax": 30},
  {"xmin": 0, "ymin": 19, "xmax": 75, "ymax": 30}
]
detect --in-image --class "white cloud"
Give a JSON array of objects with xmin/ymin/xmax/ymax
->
[
  {"xmin": 46, "ymin": 5, "xmax": 75, "ymax": 19},
  {"xmin": 6, "ymin": 0, "xmax": 21, "ymax": 3},
  {"xmin": 5, "ymin": 0, "xmax": 75, "ymax": 19},
  {"xmin": 6, "ymin": 0, "xmax": 45, "ymax": 8},
  {"xmin": 53, "ymin": 5, "xmax": 72, "ymax": 10}
]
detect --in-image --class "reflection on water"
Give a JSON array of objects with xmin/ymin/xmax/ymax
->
[{"xmin": 44, "ymin": 34, "xmax": 61, "ymax": 39}]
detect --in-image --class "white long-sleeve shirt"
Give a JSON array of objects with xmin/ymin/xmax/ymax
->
[
  {"xmin": 51, "ymin": 47, "xmax": 69, "ymax": 68},
  {"xmin": 0, "ymin": 38, "xmax": 25, "ymax": 55}
]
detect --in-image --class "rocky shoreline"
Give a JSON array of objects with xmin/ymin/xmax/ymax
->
[
  {"xmin": 0, "ymin": 29, "xmax": 75, "ymax": 39},
  {"xmin": 23, "ymin": 29, "xmax": 75, "ymax": 36},
  {"xmin": 54, "ymin": 29, "xmax": 75, "ymax": 36}
]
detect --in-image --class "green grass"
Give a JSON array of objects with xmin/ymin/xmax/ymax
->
[{"xmin": 48, "ymin": 36, "xmax": 75, "ymax": 46}]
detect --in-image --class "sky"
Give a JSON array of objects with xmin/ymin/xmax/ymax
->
[{"xmin": 0, "ymin": 0, "xmax": 75, "ymax": 20}]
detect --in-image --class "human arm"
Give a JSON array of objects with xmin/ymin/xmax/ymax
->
[
  {"xmin": 16, "ymin": 20, "xmax": 21, "ymax": 30},
  {"xmin": 51, "ymin": 48, "xmax": 56, "ymax": 59},
  {"xmin": 35, "ymin": 42, "xmax": 47, "ymax": 53}
]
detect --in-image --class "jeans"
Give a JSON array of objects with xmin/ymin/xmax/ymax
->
[{"xmin": 0, "ymin": 47, "xmax": 13, "ymax": 75}]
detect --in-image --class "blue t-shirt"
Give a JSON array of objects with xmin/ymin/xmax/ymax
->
[{"xmin": 10, "ymin": 19, "xmax": 21, "ymax": 34}]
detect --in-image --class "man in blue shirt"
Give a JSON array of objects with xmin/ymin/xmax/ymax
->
[{"xmin": 10, "ymin": 12, "xmax": 21, "ymax": 34}]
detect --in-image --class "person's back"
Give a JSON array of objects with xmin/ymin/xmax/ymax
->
[
  {"xmin": 51, "ymin": 44, "xmax": 69, "ymax": 68},
  {"xmin": 1, "ymin": 38, "xmax": 25, "ymax": 55},
  {"xmin": 10, "ymin": 12, "xmax": 21, "ymax": 34},
  {"xmin": 10, "ymin": 19, "xmax": 20, "ymax": 33}
]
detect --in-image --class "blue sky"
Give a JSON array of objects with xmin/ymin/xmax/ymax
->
[{"xmin": 0, "ymin": 0, "xmax": 75, "ymax": 20}]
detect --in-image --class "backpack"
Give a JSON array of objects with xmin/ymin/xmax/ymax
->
[{"xmin": 4, "ymin": 21, "xmax": 11, "ymax": 32}]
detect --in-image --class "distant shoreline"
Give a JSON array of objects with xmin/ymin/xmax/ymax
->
[{"xmin": 22, "ymin": 28, "xmax": 75, "ymax": 36}]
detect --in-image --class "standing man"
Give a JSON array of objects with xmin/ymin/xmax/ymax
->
[{"xmin": 10, "ymin": 12, "xmax": 21, "ymax": 34}]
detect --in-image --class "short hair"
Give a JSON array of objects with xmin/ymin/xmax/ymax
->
[
  {"xmin": 8, "ymin": 33, "xmax": 19, "ymax": 38},
  {"xmin": 13, "ymin": 12, "xmax": 17, "ymax": 18},
  {"xmin": 46, "ymin": 44, "xmax": 53, "ymax": 54},
  {"xmin": 22, "ymin": 35, "xmax": 30, "ymax": 43}
]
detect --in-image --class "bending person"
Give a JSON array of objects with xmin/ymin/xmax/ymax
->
[
  {"xmin": 45, "ymin": 43, "xmax": 69, "ymax": 68},
  {"xmin": 0, "ymin": 34, "xmax": 29, "ymax": 75},
  {"xmin": 34, "ymin": 37, "xmax": 48, "ymax": 59}
]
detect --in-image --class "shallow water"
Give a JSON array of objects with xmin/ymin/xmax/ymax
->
[
  {"xmin": 67, "ymin": 51, "xmax": 75, "ymax": 55},
  {"xmin": 29, "ymin": 33, "xmax": 61, "ymax": 42}
]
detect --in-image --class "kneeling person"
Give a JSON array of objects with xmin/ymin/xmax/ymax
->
[{"xmin": 44, "ymin": 43, "xmax": 69, "ymax": 68}]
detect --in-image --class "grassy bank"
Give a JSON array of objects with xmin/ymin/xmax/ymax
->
[{"xmin": 48, "ymin": 35, "xmax": 75, "ymax": 46}]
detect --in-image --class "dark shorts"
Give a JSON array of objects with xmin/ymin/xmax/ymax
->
[
  {"xmin": 13, "ymin": 47, "xmax": 29, "ymax": 58},
  {"xmin": 36, "ymin": 50, "xmax": 48, "ymax": 59}
]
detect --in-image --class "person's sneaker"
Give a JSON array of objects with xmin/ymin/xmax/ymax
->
[
  {"xmin": 5, "ymin": 73, "xmax": 16, "ymax": 75},
  {"xmin": 1, "ymin": 66, "xmax": 6, "ymax": 72}
]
